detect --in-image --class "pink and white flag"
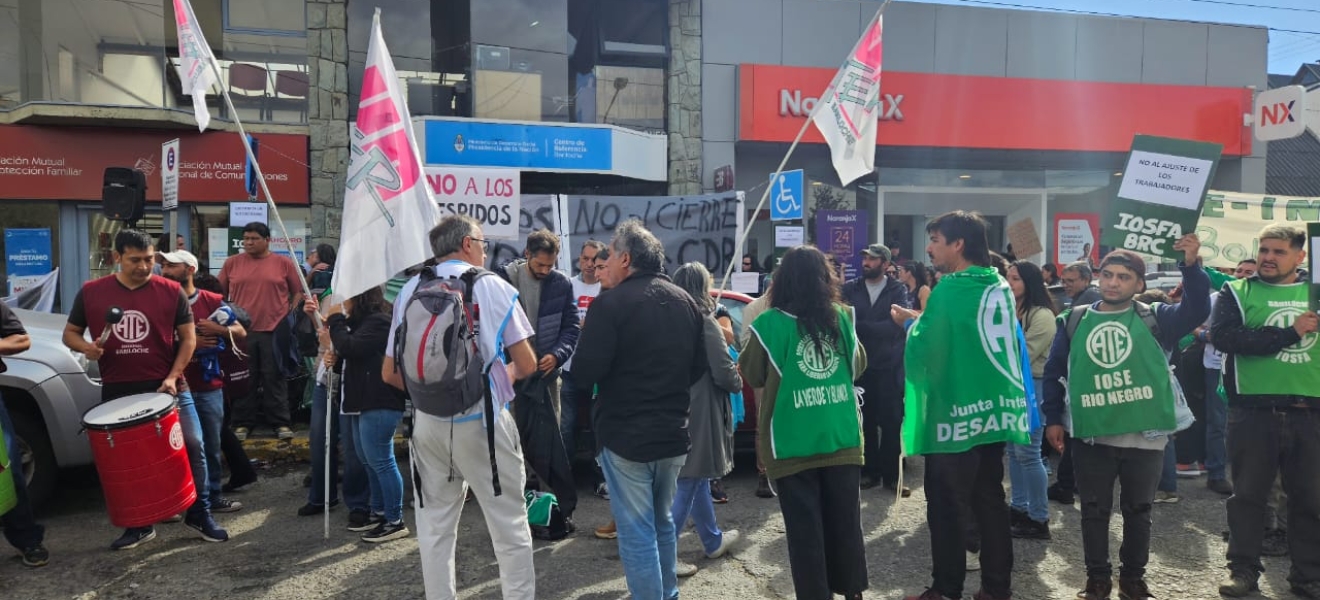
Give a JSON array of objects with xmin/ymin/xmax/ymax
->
[
  {"xmin": 172, "ymin": 0, "xmax": 218, "ymax": 131},
  {"xmin": 811, "ymin": 10, "xmax": 885, "ymax": 186},
  {"xmin": 331, "ymin": 9, "xmax": 443, "ymax": 302}
]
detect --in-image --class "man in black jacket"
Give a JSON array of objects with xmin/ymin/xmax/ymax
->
[
  {"xmin": 570, "ymin": 219, "xmax": 707, "ymax": 599},
  {"xmin": 499, "ymin": 229, "xmax": 581, "ymax": 424},
  {"xmin": 841, "ymin": 243, "xmax": 911, "ymax": 491}
]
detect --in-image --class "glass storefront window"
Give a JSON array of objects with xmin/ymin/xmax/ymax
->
[
  {"xmin": 589, "ymin": 65, "xmax": 664, "ymax": 132},
  {"xmin": 188, "ymin": 205, "xmax": 311, "ymax": 275},
  {"xmin": 473, "ymin": 48, "xmax": 570, "ymax": 122},
  {"xmin": 225, "ymin": 0, "xmax": 305, "ymax": 35},
  {"xmin": 348, "ymin": 0, "xmax": 451, "ymax": 118},
  {"xmin": 472, "ymin": 0, "xmax": 568, "ymax": 55}
]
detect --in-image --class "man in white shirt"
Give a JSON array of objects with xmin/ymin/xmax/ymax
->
[
  {"xmin": 561, "ymin": 240, "xmax": 605, "ymax": 476},
  {"xmin": 383, "ymin": 215, "xmax": 538, "ymax": 600}
]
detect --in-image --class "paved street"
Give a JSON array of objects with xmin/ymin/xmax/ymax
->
[{"xmin": 0, "ymin": 457, "xmax": 1294, "ymax": 600}]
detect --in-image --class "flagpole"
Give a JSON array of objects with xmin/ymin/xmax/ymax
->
[
  {"xmin": 202, "ymin": 60, "xmax": 316, "ymax": 306},
  {"xmin": 716, "ymin": 0, "xmax": 889, "ymax": 298}
]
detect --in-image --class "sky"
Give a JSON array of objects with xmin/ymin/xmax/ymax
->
[{"xmin": 915, "ymin": 0, "xmax": 1320, "ymax": 75}]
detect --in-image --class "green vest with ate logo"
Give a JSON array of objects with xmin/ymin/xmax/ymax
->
[
  {"xmin": 750, "ymin": 306, "xmax": 861, "ymax": 460},
  {"xmin": 1227, "ymin": 278, "xmax": 1320, "ymax": 396},
  {"xmin": 1066, "ymin": 307, "xmax": 1177, "ymax": 437}
]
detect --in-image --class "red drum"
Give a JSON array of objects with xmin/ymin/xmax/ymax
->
[{"xmin": 82, "ymin": 394, "xmax": 196, "ymax": 528}]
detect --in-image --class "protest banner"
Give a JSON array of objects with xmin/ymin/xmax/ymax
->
[
  {"xmin": 1310, "ymin": 223, "xmax": 1320, "ymax": 312},
  {"xmin": 489, "ymin": 193, "xmax": 744, "ymax": 277},
  {"xmin": 1196, "ymin": 191, "xmax": 1320, "ymax": 268},
  {"xmin": 1102, "ymin": 135, "xmax": 1222, "ymax": 259},
  {"xmin": 424, "ymin": 166, "xmax": 520, "ymax": 239}
]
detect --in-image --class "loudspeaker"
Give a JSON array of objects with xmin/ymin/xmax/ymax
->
[{"xmin": 102, "ymin": 167, "xmax": 147, "ymax": 222}]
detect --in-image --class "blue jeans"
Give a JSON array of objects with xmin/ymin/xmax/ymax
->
[
  {"xmin": 0, "ymin": 392, "xmax": 44, "ymax": 550},
  {"xmin": 1009, "ymin": 427, "xmax": 1050, "ymax": 523},
  {"xmin": 176, "ymin": 391, "xmax": 210, "ymax": 514},
  {"xmin": 1159, "ymin": 437, "xmax": 1178, "ymax": 493},
  {"xmin": 348, "ymin": 409, "xmax": 405, "ymax": 523},
  {"xmin": 671, "ymin": 477, "xmax": 724, "ymax": 555},
  {"xmin": 599, "ymin": 448, "xmax": 686, "ymax": 600},
  {"xmin": 1204, "ymin": 368, "xmax": 1228, "ymax": 481},
  {"xmin": 307, "ymin": 382, "xmax": 369, "ymax": 511},
  {"xmin": 560, "ymin": 371, "xmax": 579, "ymax": 457},
  {"xmin": 192, "ymin": 389, "xmax": 226, "ymax": 497}
]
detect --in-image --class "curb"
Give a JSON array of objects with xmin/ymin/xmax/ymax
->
[{"xmin": 240, "ymin": 432, "xmax": 408, "ymax": 464}]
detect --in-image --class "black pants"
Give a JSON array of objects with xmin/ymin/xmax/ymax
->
[
  {"xmin": 859, "ymin": 369, "xmax": 903, "ymax": 484},
  {"xmin": 1055, "ymin": 433, "xmax": 1076, "ymax": 491},
  {"xmin": 925, "ymin": 443, "xmax": 1012, "ymax": 599},
  {"xmin": 234, "ymin": 331, "xmax": 290, "ymax": 429},
  {"xmin": 220, "ymin": 395, "xmax": 256, "ymax": 485},
  {"xmin": 1226, "ymin": 407, "xmax": 1320, "ymax": 584},
  {"xmin": 1072, "ymin": 441, "xmax": 1163, "ymax": 580},
  {"xmin": 775, "ymin": 465, "xmax": 868, "ymax": 600}
]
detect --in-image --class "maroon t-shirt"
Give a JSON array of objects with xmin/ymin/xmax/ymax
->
[
  {"xmin": 69, "ymin": 275, "xmax": 191, "ymax": 385},
  {"xmin": 183, "ymin": 289, "xmax": 225, "ymax": 392}
]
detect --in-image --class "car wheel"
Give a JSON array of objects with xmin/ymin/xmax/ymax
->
[{"xmin": 9, "ymin": 408, "xmax": 57, "ymax": 507}]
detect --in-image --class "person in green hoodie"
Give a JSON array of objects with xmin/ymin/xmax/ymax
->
[{"xmin": 740, "ymin": 245, "xmax": 867, "ymax": 600}]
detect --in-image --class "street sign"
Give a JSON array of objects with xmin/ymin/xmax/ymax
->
[
  {"xmin": 161, "ymin": 139, "xmax": 180, "ymax": 211},
  {"xmin": 1255, "ymin": 85, "xmax": 1306, "ymax": 142},
  {"xmin": 770, "ymin": 169, "xmax": 804, "ymax": 221}
]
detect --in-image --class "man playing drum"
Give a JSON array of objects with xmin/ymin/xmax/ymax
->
[{"xmin": 62, "ymin": 229, "xmax": 229, "ymax": 550}]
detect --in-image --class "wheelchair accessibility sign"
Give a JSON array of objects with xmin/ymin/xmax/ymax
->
[{"xmin": 770, "ymin": 170, "xmax": 804, "ymax": 221}]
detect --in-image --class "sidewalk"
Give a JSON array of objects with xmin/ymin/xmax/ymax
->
[{"xmin": 239, "ymin": 429, "xmax": 408, "ymax": 464}]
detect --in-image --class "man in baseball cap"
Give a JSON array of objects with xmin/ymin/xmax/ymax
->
[
  {"xmin": 843, "ymin": 242, "xmax": 910, "ymax": 492},
  {"xmin": 156, "ymin": 250, "xmax": 199, "ymax": 271}
]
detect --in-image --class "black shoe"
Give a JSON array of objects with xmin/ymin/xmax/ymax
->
[
  {"xmin": 710, "ymin": 479, "xmax": 729, "ymax": 504},
  {"xmin": 296, "ymin": 500, "xmax": 339, "ymax": 517},
  {"xmin": 184, "ymin": 513, "xmax": 229, "ymax": 542},
  {"xmin": 1262, "ymin": 528, "xmax": 1289, "ymax": 557},
  {"xmin": 1078, "ymin": 577, "xmax": 1113, "ymax": 600},
  {"xmin": 756, "ymin": 474, "xmax": 776, "ymax": 498},
  {"xmin": 1291, "ymin": 581, "xmax": 1320, "ymax": 599},
  {"xmin": 1207, "ymin": 478, "xmax": 1234, "ymax": 495},
  {"xmin": 1117, "ymin": 578, "xmax": 1152, "ymax": 600},
  {"xmin": 211, "ymin": 497, "xmax": 243, "ymax": 513},
  {"xmin": 21, "ymin": 544, "xmax": 49, "ymax": 567},
  {"xmin": 1011, "ymin": 518, "xmax": 1051, "ymax": 540},
  {"xmin": 348, "ymin": 513, "xmax": 385, "ymax": 532},
  {"xmin": 347, "ymin": 509, "xmax": 371, "ymax": 530},
  {"xmin": 1048, "ymin": 484, "xmax": 1075, "ymax": 505},
  {"xmin": 110, "ymin": 527, "xmax": 156, "ymax": 551},
  {"xmin": 1010, "ymin": 507, "xmax": 1029, "ymax": 527},
  {"xmin": 1218, "ymin": 570, "xmax": 1259, "ymax": 597},
  {"xmin": 860, "ymin": 474, "xmax": 882, "ymax": 490},
  {"xmin": 884, "ymin": 480, "xmax": 912, "ymax": 497},
  {"xmin": 361, "ymin": 520, "xmax": 410, "ymax": 543},
  {"xmin": 222, "ymin": 475, "xmax": 257, "ymax": 493}
]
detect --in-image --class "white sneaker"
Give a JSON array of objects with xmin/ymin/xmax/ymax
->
[
  {"xmin": 676, "ymin": 562, "xmax": 699, "ymax": 577},
  {"xmin": 1154, "ymin": 491, "xmax": 1181, "ymax": 504},
  {"xmin": 966, "ymin": 550, "xmax": 981, "ymax": 571},
  {"xmin": 706, "ymin": 529, "xmax": 740, "ymax": 559}
]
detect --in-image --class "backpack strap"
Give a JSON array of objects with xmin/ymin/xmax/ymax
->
[
  {"xmin": 1064, "ymin": 305, "xmax": 1089, "ymax": 342},
  {"xmin": 460, "ymin": 266, "xmax": 504, "ymax": 498}
]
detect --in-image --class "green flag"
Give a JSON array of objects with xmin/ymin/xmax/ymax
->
[{"xmin": 902, "ymin": 266, "xmax": 1032, "ymax": 455}]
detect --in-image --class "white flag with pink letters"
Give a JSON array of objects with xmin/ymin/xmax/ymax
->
[
  {"xmin": 811, "ymin": 9, "xmax": 885, "ymax": 186},
  {"xmin": 331, "ymin": 10, "xmax": 443, "ymax": 303},
  {"xmin": 171, "ymin": 0, "xmax": 218, "ymax": 131}
]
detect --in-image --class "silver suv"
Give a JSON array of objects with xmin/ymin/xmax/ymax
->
[{"xmin": 0, "ymin": 308, "xmax": 102, "ymax": 505}]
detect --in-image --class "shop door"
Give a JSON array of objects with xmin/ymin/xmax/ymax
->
[{"xmin": 74, "ymin": 206, "xmax": 164, "ymax": 284}]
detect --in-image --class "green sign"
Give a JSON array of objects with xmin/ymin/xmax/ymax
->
[
  {"xmin": 1310, "ymin": 223, "xmax": 1320, "ymax": 312},
  {"xmin": 1102, "ymin": 135, "xmax": 1223, "ymax": 259}
]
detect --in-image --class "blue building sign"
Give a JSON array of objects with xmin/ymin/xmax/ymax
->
[
  {"xmin": 770, "ymin": 169, "xmax": 804, "ymax": 221},
  {"xmin": 424, "ymin": 120, "xmax": 613, "ymax": 171}
]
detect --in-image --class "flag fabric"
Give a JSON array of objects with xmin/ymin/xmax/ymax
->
[
  {"xmin": 172, "ymin": 0, "xmax": 218, "ymax": 131},
  {"xmin": 811, "ymin": 10, "xmax": 884, "ymax": 186},
  {"xmin": 901, "ymin": 266, "xmax": 1034, "ymax": 455},
  {"xmin": 330, "ymin": 10, "xmax": 444, "ymax": 303},
  {"xmin": 2, "ymin": 268, "xmax": 59, "ymax": 313}
]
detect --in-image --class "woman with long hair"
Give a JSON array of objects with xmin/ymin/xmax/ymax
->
[
  {"xmin": 740, "ymin": 246, "xmax": 868, "ymax": 600},
  {"xmin": 669, "ymin": 263, "xmax": 743, "ymax": 575},
  {"xmin": 312, "ymin": 285, "xmax": 410, "ymax": 543},
  {"xmin": 1005, "ymin": 260, "xmax": 1058, "ymax": 540},
  {"xmin": 897, "ymin": 260, "xmax": 932, "ymax": 311}
]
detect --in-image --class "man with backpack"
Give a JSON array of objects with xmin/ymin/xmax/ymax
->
[
  {"xmin": 383, "ymin": 215, "xmax": 539, "ymax": 600},
  {"xmin": 1042, "ymin": 238, "xmax": 1210, "ymax": 600}
]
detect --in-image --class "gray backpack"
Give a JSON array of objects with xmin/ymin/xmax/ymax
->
[{"xmin": 393, "ymin": 267, "xmax": 493, "ymax": 418}]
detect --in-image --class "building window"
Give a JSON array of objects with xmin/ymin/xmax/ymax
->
[{"xmin": 224, "ymin": 0, "xmax": 306, "ymax": 37}]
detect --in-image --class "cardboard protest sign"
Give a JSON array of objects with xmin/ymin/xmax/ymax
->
[
  {"xmin": 1103, "ymin": 135, "xmax": 1222, "ymax": 259},
  {"xmin": 1006, "ymin": 218, "xmax": 1043, "ymax": 259},
  {"xmin": 1310, "ymin": 223, "xmax": 1320, "ymax": 312}
]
